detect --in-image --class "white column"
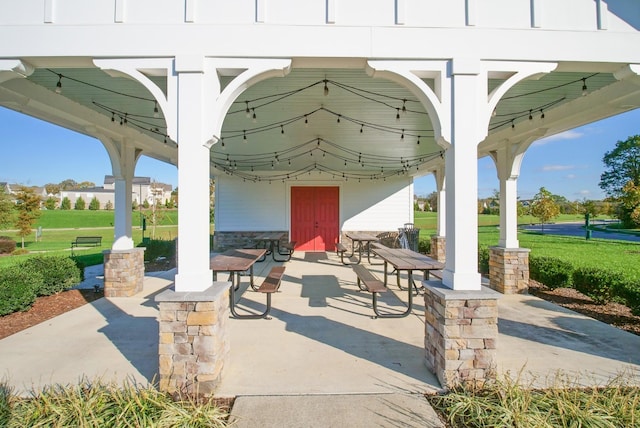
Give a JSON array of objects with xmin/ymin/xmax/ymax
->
[
  {"xmin": 434, "ymin": 166, "xmax": 446, "ymax": 237},
  {"xmin": 113, "ymin": 175, "xmax": 134, "ymax": 249},
  {"xmin": 173, "ymin": 56, "xmax": 214, "ymax": 292},
  {"xmin": 442, "ymin": 59, "xmax": 483, "ymax": 291},
  {"xmin": 99, "ymin": 135, "xmax": 136, "ymax": 251},
  {"xmin": 493, "ymin": 146, "xmax": 524, "ymax": 249}
]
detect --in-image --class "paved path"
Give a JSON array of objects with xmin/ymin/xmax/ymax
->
[{"xmin": 521, "ymin": 222, "xmax": 640, "ymax": 242}]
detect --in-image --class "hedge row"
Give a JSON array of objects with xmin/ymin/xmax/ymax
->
[
  {"xmin": 0, "ymin": 256, "xmax": 82, "ymax": 316},
  {"xmin": 528, "ymin": 254, "xmax": 640, "ymax": 316}
]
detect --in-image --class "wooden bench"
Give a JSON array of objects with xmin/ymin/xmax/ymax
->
[
  {"xmin": 230, "ymin": 266, "xmax": 286, "ymax": 320},
  {"xmin": 276, "ymin": 241, "xmax": 296, "ymax": 261},
  {"xmin": 70, "ymin": 236, "xmax": 102, "ymax": 255},
  {"xmin": 352, "ymin": 264, "xmax": 407, "ymax": 319},
  {"xmin": 336, "ymin": 242, "xmax": 352, "ymax": 264}
]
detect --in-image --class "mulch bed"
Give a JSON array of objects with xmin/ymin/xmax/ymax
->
[{"xmin": 528, "ymin": 280, "xmax": 640, "ymax": 336}]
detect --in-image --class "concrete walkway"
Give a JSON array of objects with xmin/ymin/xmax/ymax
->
[{"xmin": 1, "ymin": 251, "xmax": 639, "ymax": 427}]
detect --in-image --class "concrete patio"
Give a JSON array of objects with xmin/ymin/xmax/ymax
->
[{"xmin": 0, "ymin": 251, "xmax": 638, "ymax": 424}]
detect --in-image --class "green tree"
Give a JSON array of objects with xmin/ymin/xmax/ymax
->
[
  {"xmin": 59, "ymin": 179, "xmax": 78, "ymax": 190},
  {"xmin": 44, "ymin": 197, "xmax": 58, "ymax": 210},
  {"xmin": 74, "ymin": 197, "xmax": 86, "ymax": 210},
  {"xmin": 14, "ymin": 186, "xmax": 41, "ymax": 248},
  {"xmin": 77, "ymin": 181, "xmax": 95, "ymax": 189},
  {"xmin": 426, "ymin": 191, "xmax": 437, "ymax": 212},
  {"xmin": 88, "ymin": 197, "xmax": 100, "ymax": 210},
  {"xmin": 44, "ymin": 183, "xmax": 60, "ymax": 195},
  {"xmin": 599, "ymin": 135, "xmax": 640, "ymax": 198},
  {"xmin": 142, "ymin": 199, "xmax": 150, "ymax": 209},
  {"xmin": 0, "ymin": 188, "xmax": 14, "ymax": 229},
  {"xmin": 530, "ymin": 187, "xmax": 560, "ymax": 233},
  {"xmin": 105, "ymin": 200, "xmax": 113, "ymax": 210},
  {"xmin": 60, "ymin": 196, "xmax": 71, "ymax": 210},
  {"xmin": 132, "ymin": 200, "xmax": 138, "ymax": 211},
  {"xmin": 619, "ymin": 181, "xmax": 640, "ymax": 228}
]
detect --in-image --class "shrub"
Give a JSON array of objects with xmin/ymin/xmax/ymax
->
[
  {"xmin": 418, "ymin": 238, "xmax": 431, "ymax": 255},
  {"xmin": 20, "ymin": 256, "xmax": 82, "ymax": 296},
  {"xmin": 74, "ymin": 197, "xmax": 86, "ymax": 210},
  {"xmin": 88, "ymin": 197, "xmax": 100, "ymax": 210},
  {"xmin": 11, "ymin": 248, "xmax": 28, "ymax": 255},
  {"xmin": 529, "ymin": 255, "xmax": 574, "ymax": 289},
  {"xmin": 0, "ymin": 236, "xmax": 16, "ymax": 255},
  {"xmin": 572, "ymin": 266, "xmax": 624, "ymax": 304},
  {"xmin": 60, "ymin": 197, "xmax": 71, "ymax": 210},
  {"xmin": 139, "ymin": 238, "xmax": 176, "ymax": 263},
  {"xmin": 0, "ymin": 265, "xmax": 42, "ymax": 315},
  {"xmin": 615, "ymin": 282, "xmax": 640, "ymax": 316},
  {"xmin": 478, "ymin": 246, "xmax": 490, "ymax": 274}
]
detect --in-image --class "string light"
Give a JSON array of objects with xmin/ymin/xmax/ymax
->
[
  {"xmin": 153, "ymin": 101, "xmax": 159, "ymax": 118},
  {"xmin": 323, "ymin": 79, "xmax": 329, "ymax": 96},
  {"xmin": 581, "ymin": 78, "xmax": 588, "ymax": 96},
  {"xmin": 55, "ymin": 74, "xmax": 62, "ymax": 94}
]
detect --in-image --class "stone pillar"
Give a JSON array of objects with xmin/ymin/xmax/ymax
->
[
  {"xmin": 424, "ymin": 281, "xmax": 500, "ymax": 389},
  {"xmin": 430, "ymin": 235, "xmax": 446, "ymax": 262},
  {"xmin": 489, "ymin": 247, "xmax": 530, "ymax": 294},
  {"xmin": 155, "ymin": 282, "xmax": 230, "ymax": 397},
  {"xmin": 103, "ymin": 248, "xmax": 145, "ymax": 297}
]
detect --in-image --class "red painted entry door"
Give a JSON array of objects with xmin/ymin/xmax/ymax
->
[{"xmin": 291, "ymin": 186, "xmax": 339, "ymax": 252}]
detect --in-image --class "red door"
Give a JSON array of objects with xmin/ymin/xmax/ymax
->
[{"xmin": 291, "ymin": 187, "xmax": 339, "ymax": 252}]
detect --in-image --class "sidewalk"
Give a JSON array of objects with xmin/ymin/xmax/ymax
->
[{"xmin": 1, "ymin": 252, "xmax": 639, "ymax": 426}]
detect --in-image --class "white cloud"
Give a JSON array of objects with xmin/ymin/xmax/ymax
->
[
  {"xmin": 541, "ymin": 165, "xmax": 575, "ymax": 171},
  {"xmin": 566, "ymin": 174, "xmax": 576, "ymax": 179},
  {"xmin": 533, "ymin": 130, "xmax": 583, "ymax": 146}
]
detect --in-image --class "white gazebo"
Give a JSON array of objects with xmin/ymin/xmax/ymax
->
[{"xmin": 1, "ymin": 0, "xmax": 639, "ymax": 391}]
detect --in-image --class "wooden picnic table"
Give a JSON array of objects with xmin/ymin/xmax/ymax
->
[
  {"xmin": 210, "ymin": 248, "xmax": 267, "ymax": 291},
  {"xmin": 371, "ymin": 247, "xmax": 444, "ymax": 316},
  {"xmin": 254, "ymin": 232, "xmax": 291, "ymax": 262},
  {"xmin": 342, "ymin": 232, "xmax": 380, "ymax": 264}
]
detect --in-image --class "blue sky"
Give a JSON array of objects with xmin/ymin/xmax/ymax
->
[{"xmin": 1, "ymin": 106, "xmax": 638, "ymax": 200}]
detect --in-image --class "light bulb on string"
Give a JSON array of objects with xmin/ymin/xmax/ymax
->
[
  {"xmin": 402, "ymin": 99, "xmax": 407, "ymax": 113},
  {"xmin": 153, "ymin": 101, "xmax": 159, "ymax": 118},
  {"xmin": 337, "ymin": 115, "xmax": 341, "ymax": 123},
  {"xmin": 323, "ymin": 79, "xmax": 329, "ymax": 96},
  {"xmin": 55, "ymin": 74, "xmax": 62, "ymax": 94},
  {"xmin": 360, "ymin": 124, "xmax": 363, "ymax": 133},
  {"xmin": 304, "ymin": 115, "xmax": 308, "ymax": 127},
  {"xmin": 540, "ymin": 109, "xmax": 545, "ymax": 119},
  {"xmin": 528, "ymin": 110, "xmax": 533, "ymax": 120},
  {"xmin": 581, "ymin": 78, "xmax": 588, "ymax": 96},
  {"xmin": 245, "ymin": 102, "xmax": 251, "ymax": 118},
  {"xmin": 396, "ymin": 108, "xmax": 400, "ymax": 122},
  {"xmin": 243, "ymin": 130, "xmax": 247, "ymax": 142},
  {"xmin": 252, "ymin": 109, "xmax": 257, "ymax": 123}
]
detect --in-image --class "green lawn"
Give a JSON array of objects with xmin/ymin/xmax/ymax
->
[{"xmin": 34, "ymin": 209, "xmax": 179, "ymax": 229}]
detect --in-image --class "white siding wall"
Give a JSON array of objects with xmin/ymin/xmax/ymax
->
[
  {"xmin": 1, "ymin": 0, "xmax": 637, "ymax": 32},
  {"xmin": 215, "ymin": 175, "xmax": 288, "ymax": 231},
  {"xmin": 215, "ymin": 174, "xmax": 413, "ymax": 233},
  {"xmin": 341, "ymin": 176, "xmax": 413, "ymax": 231}
]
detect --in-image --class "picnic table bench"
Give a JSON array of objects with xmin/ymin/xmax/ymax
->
[
  {"xmin": 231, "ymin": 266, "xmax": 286, "ymax": 320},
  {"xmin": 352, "ymin": 264, "xmax": 409, "ymax": 319},
  {"xmin": 70, "ymin": 236, "xmax": 102, "ymax": 255}
]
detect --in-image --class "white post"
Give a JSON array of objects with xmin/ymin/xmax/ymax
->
[
  {"xmin": 442, "ymin": 59, "xmax": 483, "ymax": 291},
  {"xmin": 173, "ymin": 56, "xmax": 214, "ymax": 292},
  {"xmin": 434, "ymin": 166, "xmax": 446, "ymax": 237},
  {"xmin": 494, "ymin": 146, "xmax": 523, "ymax": 249}
]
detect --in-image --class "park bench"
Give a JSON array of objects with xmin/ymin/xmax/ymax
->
[
  {"xmin": 231, "ymin": 266, "xmax": 286, "ymax": 320},
  {"xmin": 352, "ymin": 264, "xmax": 395, "ymax": 319},
  {"xmin": 70, "ymin": 236, "xmax": 102, "ymax": 255}
]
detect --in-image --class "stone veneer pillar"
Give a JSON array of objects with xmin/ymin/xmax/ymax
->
[
  {"xmin": 103, "ymin": 248, "xmax": 145, "ymax": 297},
  {"xmin": 489, "ymin": 247, "xmax": 530, "ymax": 294},
  {"xmin": 430, "ymin": 235, "xmax": 446, "ymax": 262},
  {"xmin": 155, "ymin": 282, "xmax": 230, "ymax": 396},
  {"xmin": 423, "ymin": 281, "xmax": 500, "ymax": 389}
]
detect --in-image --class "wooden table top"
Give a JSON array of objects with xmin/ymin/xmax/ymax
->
[
  {"xmin": 372, "ymin": 247, "xmax": 444, "ymax": 270},
  {"xmin": 345, "ymin": 232, "xmax": 380, "ymax": 241},
  {"xmin": 255, "ymin": 232, "xmax": 286, "ymax": 241},
  {"xmin": 210, "ymin": 248, "xmax": 267, "ymax": 271}
]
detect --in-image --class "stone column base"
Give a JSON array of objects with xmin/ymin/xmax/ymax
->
[
  {"xmin": 489, "ymin": 247, "xmax": 530, "ymax": 294},
  {"xmin": 424, "ymin": 282, "xmax": 500, "ymax": 389},
  {"xmin": 430, "ymin": 235, "xmax": 446, "ymax": 262},
  {"xmin": 103, "ymin": 248, "xmax": 145, "ymax": 297},
  {"xmin": 155, "ymin": 282, "xmax": 230, "ymax": 397}
]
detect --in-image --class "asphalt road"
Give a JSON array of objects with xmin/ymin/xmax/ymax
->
[{"xmin": 520, "ymin": 221, "xmax": 640, "ymax": 242}]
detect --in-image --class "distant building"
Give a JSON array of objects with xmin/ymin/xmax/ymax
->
[{"xmin": 59, "ymin": 176, "xmax": 173, "ymax": 210}]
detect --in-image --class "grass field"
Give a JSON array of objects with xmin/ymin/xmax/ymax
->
[{"xmin": 1, "ymin": 211, "xmax": 638, "ymax": 278}]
